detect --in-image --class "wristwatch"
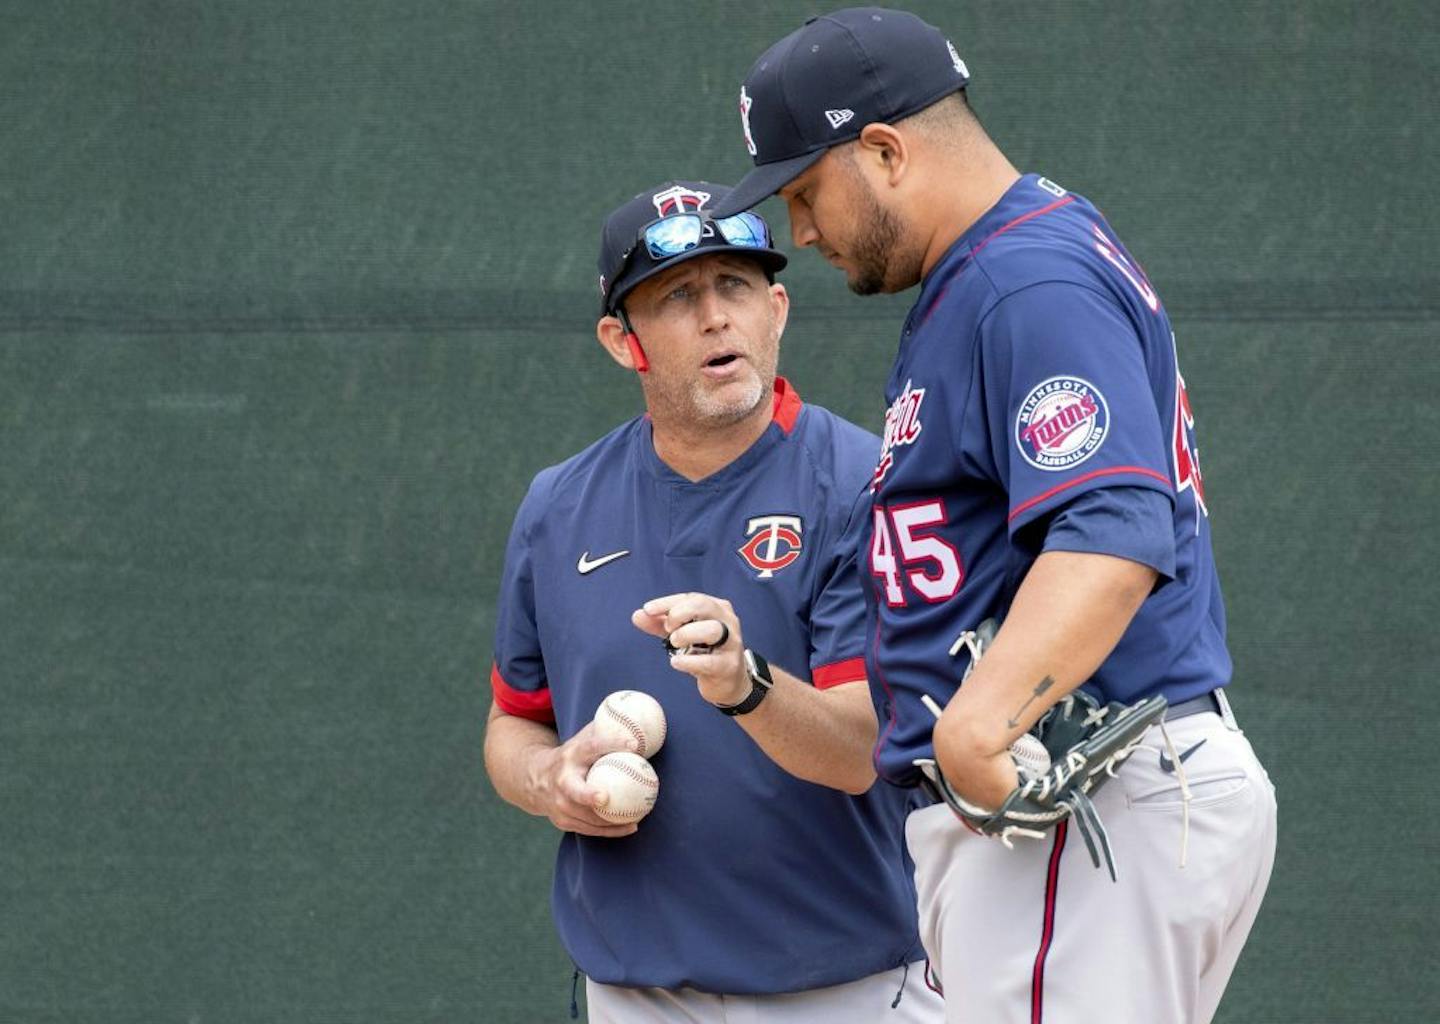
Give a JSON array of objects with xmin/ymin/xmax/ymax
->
[{"xmin": 716, "ymin": 649, "xmax": 774, "ymax": 716}]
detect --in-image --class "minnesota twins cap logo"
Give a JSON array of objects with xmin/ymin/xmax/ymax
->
[
  {"xmin": 737, "ymin": 514, "xmax": 803, "ymax": 578},
  {"xmin": 1015, "ymin": 376, "xmax": 1109, "ymax": 471},
  {"xmin": 651, "ymin": 185, "xmax": 711, "ymax": 217},
  {"xmin": 739, "ymin": 86, "xmax": 757, "ymax": 157}
]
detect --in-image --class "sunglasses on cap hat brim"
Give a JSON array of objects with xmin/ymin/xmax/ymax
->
[{"xmin": 619, "ymin": 211, "xmax": 772, "ymax": 266}]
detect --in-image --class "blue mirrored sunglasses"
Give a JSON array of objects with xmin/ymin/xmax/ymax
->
[{"xmin": 627, "ymin": 211, "xmax": 771, "ymax": 263}]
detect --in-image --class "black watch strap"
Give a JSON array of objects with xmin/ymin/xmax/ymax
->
[{"xmin": 717, "ymin": 649, "xmax": 773, "ymax": 717}]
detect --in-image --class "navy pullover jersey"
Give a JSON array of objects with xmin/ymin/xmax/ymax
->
[
  {"xmin": 867, "ymin": 175, "xmax": 1231, "ymax": 786},
  {"xmin": 491, "ymin": 379, "xmax": 925, "ymax": 993}
]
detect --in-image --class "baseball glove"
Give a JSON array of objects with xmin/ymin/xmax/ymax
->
[{"xmin": 913, "ymin": 620, "xmax": 1168, "ymax": 881}]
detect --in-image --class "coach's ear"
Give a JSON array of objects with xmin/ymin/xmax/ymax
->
[
  {"xmin": 768, "ymin": 281, "xmax": 790, "ymax": 339},
  {"xmin": 597, "ymin": 315, "xmax": 649, "ymax": 373}
]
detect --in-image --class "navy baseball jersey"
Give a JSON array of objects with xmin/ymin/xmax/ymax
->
[
  {"xmin": 491, "ymin": 379, "xmax": 926, "ymax": 993},
  {"xmin": 867, "ymin": 174, "xmax": 1230, "ymax": 785}
]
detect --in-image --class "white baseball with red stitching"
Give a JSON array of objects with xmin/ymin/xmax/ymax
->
[
  {"xmin": 593, "ymin": 690, "xmax": 668, "ymax": 758},
  {"xmin": 587, "ymin": 752, "xmax": 660, "ymax": 824},
  {"xmin": 1009, "ymin": 733, "xmax": 1052, "ymax": 779}
]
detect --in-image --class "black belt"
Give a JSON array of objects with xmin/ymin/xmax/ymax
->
[{"xmin": 1166, "ymin": 690, "xmax": 1223, "ymax": 720}]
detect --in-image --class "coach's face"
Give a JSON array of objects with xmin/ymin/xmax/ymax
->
[{"xmin": 616, "ymin": 253, "xmax": 788, "ymax": 428}]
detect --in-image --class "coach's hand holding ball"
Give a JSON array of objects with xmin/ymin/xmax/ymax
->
[
  {"xmin": 631, "ymin": 592, "xmax": 749, "ymax": 707},
  {"xmin": 528, "ymin": 721, "xmax": 646, "ymax": 839}
]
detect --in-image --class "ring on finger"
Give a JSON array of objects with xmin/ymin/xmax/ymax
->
[
  {"xmin": 690, "ymin": 621, "xmax": 730, "ymax": 653},
  {"xmin": 663, "ymin": 619, "xmax": 730, "ymax": 656}
]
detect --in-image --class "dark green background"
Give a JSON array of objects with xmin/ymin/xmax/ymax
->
[{"xmin": 1, "ymin": 1, "xmax": 1435, "ymax": 1021}]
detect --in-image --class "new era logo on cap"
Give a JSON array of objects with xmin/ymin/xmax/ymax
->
[{"xmin": 710, "ymin": 7, "xmax": 971, "ymax": 219}]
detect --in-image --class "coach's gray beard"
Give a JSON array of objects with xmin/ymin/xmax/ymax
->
[
  {"xmin": 689, "ymin": 369, "xmax": 765, "ymax": 426},
  {"xmin": 689, "ymin": 326, "xmax": 778, "ymax": 427}
]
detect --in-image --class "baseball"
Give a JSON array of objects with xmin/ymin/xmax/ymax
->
[
  {"xmin": 1009, "ymin": 733, "xmax": 1052, "ymax": 779},
  {"xmin": 593, "ymin": 689, "xmax": 667, "ymax": 758},
  {"xmin": 587, "ymin": 751, "xmax": 660, "ymax": 824}
]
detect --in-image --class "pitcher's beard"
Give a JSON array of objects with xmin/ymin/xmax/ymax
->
[{"xmin": 843, "ymin": 167, "xmax": 923, "ymax": 295}]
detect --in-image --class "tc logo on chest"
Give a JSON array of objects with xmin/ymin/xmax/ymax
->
[
  {"xmin": 737, "ymin": 515, "xmax": 804, "ymax": 578},
  {"xmin": 1015, "ymin": 376, "xmax": 1109, "ymax": 471}
]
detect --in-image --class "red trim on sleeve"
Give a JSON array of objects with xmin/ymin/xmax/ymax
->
[
  {"xmin": 1007, "ymin": 466, "xmax": 1172, "ymax": 523},
  {"xmin": 490, "ymin": 663, "xmax": 555, "ymax": 723},
  {"xmin": 771, "ymin": 376, "xmax": 803, "ymax": 435},
  {"xmin": 812, "ymin": 656, "xmax": 866, "ymax": 690}
]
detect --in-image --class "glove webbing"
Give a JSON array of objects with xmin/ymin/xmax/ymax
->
[
  {"xmin": 915, "ymin": 755, "xmax": 1120, "ymax": 874},
  {"xmin": 917, "ymin": 623, "xmax": 1168, "ymax": 882}
]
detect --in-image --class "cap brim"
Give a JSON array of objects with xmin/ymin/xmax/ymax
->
[
  {"xmin": 605, "ymin": 245, "xmax": 788, "ymax": 314},
  {"xmin": 708, "ymin": 149, "xmax": 827, "ymax": 219}
]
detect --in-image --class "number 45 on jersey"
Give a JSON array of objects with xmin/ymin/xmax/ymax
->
[{"xmin": 871, "ymin": 501, "xmax": 964, "ymax": 607}]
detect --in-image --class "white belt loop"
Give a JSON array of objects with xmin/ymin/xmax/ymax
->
[
  {"xmin": 1215, "ymin": 688, "xmax": 1240, "ymax": 731},
  {"xmin": 1155, "ymin": 717, "xmax": 1191, "ymax": 870}
]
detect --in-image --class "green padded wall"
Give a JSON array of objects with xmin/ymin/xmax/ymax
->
[{"xmin": 2, "ymin": 1, "xmax": 1435, "ymax": 1020}]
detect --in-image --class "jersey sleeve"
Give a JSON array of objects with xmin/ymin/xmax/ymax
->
[
  {"xmin": 807, "ymin": 483, "xmax": 870, "ymax": 690},
  {"xmin": 490, "ymin": 480, "xmax": 554, "ymax": 723},
  {"xmin": 1042, "ymin": 485, "xmax": 1176, "ymax": 580},
  {"xmin": 978, "ymin": 280, "xmax": 1175, "ymax": 538}
]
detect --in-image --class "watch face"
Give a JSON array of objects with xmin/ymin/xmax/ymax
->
[{"xmin": 744, "ymin": 649, "xmax": 773, "ymax": 688}]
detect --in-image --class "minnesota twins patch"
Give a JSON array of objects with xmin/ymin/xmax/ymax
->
[{"xmin": 1015, "ymin": 376, "xmax": 1109, "ymax": 471}]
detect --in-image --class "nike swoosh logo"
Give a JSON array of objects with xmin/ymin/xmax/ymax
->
[
  {"xmin": 1159, "ymin": 738, "xmax": 1207, "ymax": 773},
  {"xmin": 577, "ymin": 549, "xmax": 630, "ymax": 574}
]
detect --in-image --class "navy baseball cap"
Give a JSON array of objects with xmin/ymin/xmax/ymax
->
[
  {"xmin": 709, "ymin": 7, "xmax": 969, "ymax": 219},
  {"xmin": 597, "ymin": 180, "xmax": 788, "ymax": 315}
]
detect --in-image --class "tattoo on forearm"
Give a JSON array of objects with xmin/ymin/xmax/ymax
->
[{"xmin": 1007, "ymin": 675, "xmax": 1055, "ymax": 729}]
